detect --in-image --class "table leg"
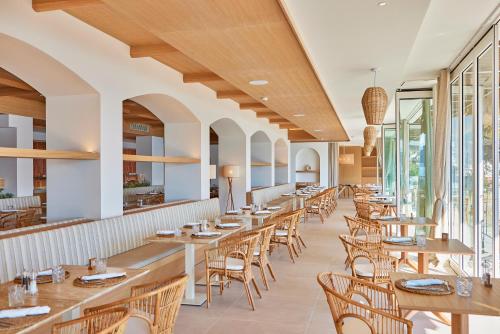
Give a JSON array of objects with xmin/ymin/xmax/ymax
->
[
  {"xmin": 418, "ymin": 252, "xmax": 429, "ymax": 274},
  {"xmin": 399, "ymin": 225, "xmax": 409, "ymax": 263},
  {"xmin": 451, "ymin": 313, "xmax": 468, "ymax": 334},
  {"xmin": 182, "ymin": 243, "xmax": 207, "ymax": 306}
]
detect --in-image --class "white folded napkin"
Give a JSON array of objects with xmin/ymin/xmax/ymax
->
[
  {"xmin": 405, "ymin": 279, "xmax": 445, "ymax": 287},
  {"xmin": 217, "ymin": 223, "xmax": 240, "ymax": 228},
  {"xmin": 0, "ymin": 306, "xmax": 51, "ymax": 319},
  {"xmin": 266, "ymin": 206, "xmax": 281, "ymax": 210},
  {"xmin": 241, "ymin": 206, "xmax": 252, "ymax": 210},
  {"xmin": 386, "ymin": 237, "xmax": 413, "ymax": 243},
  {"xmin": 37, "ymin": 269, "xmax": 53, "ymax": 276},
  {"xmin": 255, "ymin": 210, "xmax": 271, "ymax": 215},
  {"xmin": 184, "ymin": 222, "xmax": 201, "ymax": 226},
  {"xmin": 378, "ymin": 216, "xmax": 394, "ymax": 221},
  {"xmin": 0, "ymin": 209, "xmax": 19, "ymax": 213},
  {"xmin": 193, "ymin": 231, "xmax": 221, "ymax": 237},
  {"xmin": 226, "ymin": 210, "xmax": 239, "ymax": 214},
  {"xmin": 282, "ymin": 193, "xmax": 293, "ymax": 196},
  {"xmin": 81, "ymin": 272, "xmax": 126, "ymax": 281},
  {"xmin": 157, "ymin": 230, "xmax": 175, "ymax": 236}
]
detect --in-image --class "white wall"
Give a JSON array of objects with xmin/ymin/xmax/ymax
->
[
  {"xmin": 251, "ymin": 131, "xmax": 272, "ymax": 188},
  {"xmin": 291, "ymin": 142, "xmax": 329, "ymax": 187},
  {"xmin": 0, "ymin": 114, "xmax": 33, "ymax": 196},
  {"xmin": 136, "ymin": 136, "xmax": 164, "ymax": 185},
  {"xmin": 0, "ymin": 0, "xmax": 289, "ymax": 219}
]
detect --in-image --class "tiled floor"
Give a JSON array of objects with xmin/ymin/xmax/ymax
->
[{"xmin": 174, "ymin": 199, "xmax": 499, "ymax": 334}]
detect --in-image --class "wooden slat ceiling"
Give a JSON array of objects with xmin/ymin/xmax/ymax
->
[
  {"xmin": 32, "ymin": 0, "xmax": 348, "ymax": 142},
  {"xmin": 0, "ymin": 66, "xmax": 163, "ymax": 139}
]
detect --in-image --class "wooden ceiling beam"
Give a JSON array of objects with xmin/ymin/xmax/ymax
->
[
  {"xmin": 0, "ymin": 69, "xmax": 33, "ymax": 90},
  {"xmin": 255, "ymin": 111, "xmax": 280, "ymax": 119},
  {"xmin": 288, "ymin": 130, "xmax": 316, "ymax": 141},
  {"xmin": 0, "ymin": 87, "xmax": 40, "ymax": 98},
  {"xmin": 269, "ymin": 118, "xmax": 290, "ymax": 124},
  {"xmin": 216, "ymin": 90, "xmax": 247, "ymax": 99},
  {"xmin": 130, "ymin": 43, "xmax": 178, "ymax": 58},
  {"xmin": 240, "ymin": 102, "xmax": 267, "ymax": 110},
  {"xmin": 32, "ymin": 0, "xmax": 101, "ymax": 12},
  {"xmin": 279, "ymin": 124, "xmax": 297, "ymax": 130},
  {"xmin": 183, "ymin": 72, "xmax": 222, "ymax": 83},
  {"xmin": 0, "ymin": 96, "xmax": 45, "ymax": 120}
]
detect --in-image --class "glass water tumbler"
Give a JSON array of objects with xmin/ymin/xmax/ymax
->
[
  {"xmin": 456, "ymin": 276, "xmax": 473, "ymax": 297},
  {"xmin": 8, "ymin": 285, "xmax": 25, "ymax": 307},
  {"xmin": 95, "ymin": 258, "xmax": 107, "ymax": 274}
]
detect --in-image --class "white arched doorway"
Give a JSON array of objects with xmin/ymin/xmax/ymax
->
[
  {"xmin": 250, "ymin": 131, "xmax": 272, "ymax": 189},
  {"xmin": 295, "ymin": 148, "xmax": 320, "ymax": 184},
  {"xmin": 274, "ymin": 138, "xmax": 288, "ymax": 185},
  {"xmin": 210, "ymin": 118, "xmax": 246, "ymax": 212}
]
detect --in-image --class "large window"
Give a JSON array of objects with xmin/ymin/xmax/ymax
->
[
  {"xmin": 382, "ymin": 125, "xmax": 396, "ymax": 196},
  {"xmin": 397, "ymin": 92, "xmax": 434, "ymax": 218},
  {"xmin": 449, "ymin": 26, "xmax": 497, "ymax": 276}
]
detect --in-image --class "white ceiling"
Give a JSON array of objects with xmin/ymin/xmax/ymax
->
[{"xmin": 282, "ymin": 0, "xmax": 499, "ymax": 145}]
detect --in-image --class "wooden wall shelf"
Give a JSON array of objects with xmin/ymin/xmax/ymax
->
[
  {"xmin": 0, "ymin": 147, "xmax": 99, "ymax": 160},
  {"xmin": 123, "ymin": 154, "xmax": 200, "ymax": 164},
  {"xmin": 251, "ymin": 161, "xmax": 272, "ymax": 167}
]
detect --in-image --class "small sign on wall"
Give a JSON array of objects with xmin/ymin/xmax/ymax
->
[{"xmin": 129, "ymin": 123, "xmax": 150, "ymax": 133}]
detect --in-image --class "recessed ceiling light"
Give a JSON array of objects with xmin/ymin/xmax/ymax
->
[
  {"xmin": 260, "ymin": 96, "xmax": 269, "ymax": 102},
  {"xmin": 293, "ymin": 113, "xmax": 305, "ymax": 117},
  {"xmin": 377, "ymin": 1, "xmax": 387, "ymax": 6},
  {"xmin": 249, "ymin": 79, "xmax": 268, "ymax": 86}
]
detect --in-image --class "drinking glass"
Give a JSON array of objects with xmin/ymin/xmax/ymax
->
[
  {"xmin": 52, "ymin": 265, "xmax": 65, "ymax": 284},
  {"xmin": 456, "ymin": 276, "xmax": 473, "ymax": 297},
  {"xmin": 415, "ymin": 229, "xmax": 426, "ymax": 247},
  {"xmin": 200, "ymin": 219, "xmax": 208, "ymax": 232},
  {"xmin": 95, "ymin": 258, "xmax": 107, "ymax": 274},
  {"xmin": 8, "ymin": 285, "xmax": 25, "ymax": 307}
]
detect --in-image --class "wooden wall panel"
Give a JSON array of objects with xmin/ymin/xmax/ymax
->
[{"xmin": 338, "ymin": 146, "xmax": 362, "ymax": 185}]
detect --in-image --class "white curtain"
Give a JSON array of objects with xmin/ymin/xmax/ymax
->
[{"xmin": 432, "ymin": 69, "xmax": 450, "ymax": 230}]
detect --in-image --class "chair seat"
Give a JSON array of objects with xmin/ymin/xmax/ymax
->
[
  {"xmin": 124, "ymin": 316, "xmax": 151, "ymax": 334},
  {"xmin": 354, "ymin": 264, "xmax": 374, "ymax": 278},
  {"xmin": 209, "ymin": 257, "xmax": 245, "ymax": 271},
  {"xmin": 311, "ymin": 205, "xmax": 319, "ymax": 209},
  {"xmin": 253, "ymin": 249, "xmax": 260, "ymax": 256},
  {"xmin": 275, "ymin": 229, "xmax": 288, "ymax": 237}
]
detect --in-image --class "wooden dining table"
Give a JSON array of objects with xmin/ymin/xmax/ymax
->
[
  {"xmin": 383, "ymin": 238, "xmax": 474, "ymax": 274},
  {"xmin": 145, "ymin": 221, "xmax": 245, "ymax": 306},
  {"xmin": 390, "ymin": 272, "xmax": 500, "ymax": 334},
  {"xmin": 0, "ymin": 265, "xmax": 148, "ymax": 333}
]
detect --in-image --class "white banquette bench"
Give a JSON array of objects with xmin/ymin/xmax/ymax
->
[
  {"xmin": 250, "ymin": 183, "xmax": 296, "ymax": 206},
  {"xmin": 0, "ymin": 198, "xmax": 220, "ymax": 283},
  {"xmin": 0, "ymin": 195, "xmax": 41, "ymax": 211}
]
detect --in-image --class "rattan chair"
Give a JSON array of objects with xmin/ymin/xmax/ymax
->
[
  {"xmin": 53, "ymin": 307, "xmax": 130, "ymax": 334},
  {"xmin": 339, "ymin": 234, "xmax": 397, "ymax": 286},
  {"xmin": 305, "ymin": 194, "xmax": 326, "ymax": 223},
  {"xmin": 205, "ymin": 232, "xmax": 261, "ymax": 310},
  {"xmin": 317, "ymin": 272, "xmax": 412, "ymax": 334},
  {"xmin": 15, "ymin": 208, "xmax": 37, "ymax": 228},
  {"xmin": 269, "ymin": 209, "xmax": 302, "ymax": 263},
  {"xmin": 344, "ymin": 215, "xmax": 382, "ymax": 239},
  {"xmin": 84, "ymin": 275, "xmax": 188, "ymax": 334}
]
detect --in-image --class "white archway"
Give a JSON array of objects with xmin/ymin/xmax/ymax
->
[
  {"xmin": 210, "ymin": 118, "xmax": 247, "ymax": 212},
  {"xmin": 250, "ymin": 131, "xmax": 272, "ymax": 188},
  {"xmin": 274, "ymin": 138, "xmax": 289, "ymax": 185},
  {"xmin": 295, "ymin": 148, "xmax": 320, "ymax": 184}
]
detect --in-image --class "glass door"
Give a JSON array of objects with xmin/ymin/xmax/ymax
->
[
  {"xmin": 396, "ymin": 90, "xmax": 434, "ymax": 218},
  {"xmin": 382, "ymin": 124, "xmax": 397, "ymax": 196}
]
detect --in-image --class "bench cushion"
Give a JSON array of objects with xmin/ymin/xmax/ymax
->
[
  {"xmin": 251, "ymin": 184, "xmax": 296, "ymax": 206},
  {"xmin": 107, "ymin": 242, "xmax": 184, "ymax": 269}
]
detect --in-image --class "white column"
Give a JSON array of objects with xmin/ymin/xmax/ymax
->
[
  {"xmin": 0, "ymin": 114, "xmax": 33, "ymax": 196},
  {"xmin": 136, "ymin": 136, "xmax": 164, "ymax": 185},
  {"xmin": 164, "ymin": 122, "xmax": 203, "ymax": 201},
  {"xmin": 46, "ymin": 94, "xmax": 123, "ymax": 221}
]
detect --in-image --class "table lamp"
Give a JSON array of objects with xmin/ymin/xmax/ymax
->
[{"xmin": 221, "ymin": 165, "xmax": 240, "ymax": 211}]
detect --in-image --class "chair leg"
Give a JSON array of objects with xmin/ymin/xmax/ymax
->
[
  {"xmin": 295, "ymin": 237, "xmax": 302, "ymax": 253},
  {"xmin": 258, "ymin": 264, "xmax": 270, "ymax": 290},
  {"xmin": 251, "ymin": 277, "xmax": 262, "ymax": 298},
  {"xmin": 286, "ymin": 244, "xmax": 296, "ymax": 263},
  {"xmin": 299, "ymin": 235, "xmax": 307, "ymax": 248},
  {"xmin": 243, "ymin": 280, "xmax": 255, "ymax": 310},
  {"xmin": 291, "ymin": 243, "xmax": 299, "ymax": 257},
  {"xmin": 266, "ymin": 263, "xmax": 277, "ymax": 281},
  {"xmin": 206, "ymin": 271, "xmax": 211, "ymax": 307}
]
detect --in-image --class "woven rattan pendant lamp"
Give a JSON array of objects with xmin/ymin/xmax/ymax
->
[{"xmin": 362, "ymin": 68, "xmax": 388, "ymax": 125}]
